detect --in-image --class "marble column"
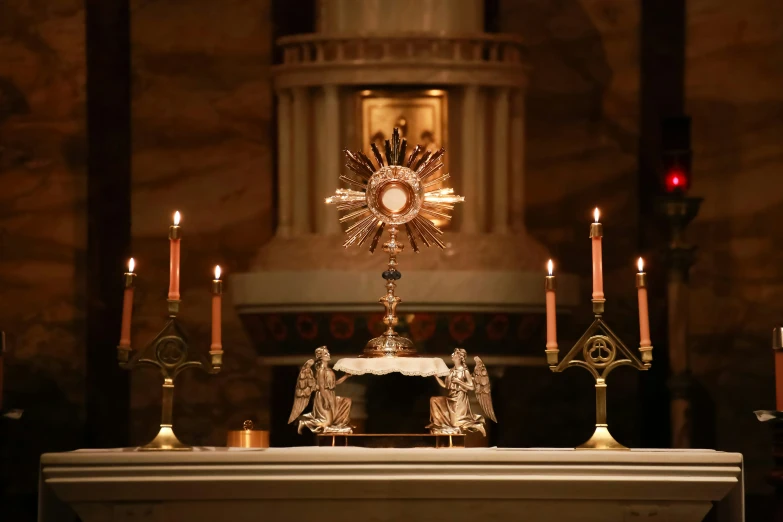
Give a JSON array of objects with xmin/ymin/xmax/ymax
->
[
  {"xmin": 461, "ymin": 85, "xmax": 478, "ymax": 233},
  {"xmin": 474, "ymin": 88, "xmax": 487, "ymax": 232},
  {"xmin": 292, "ymin": 87, "xmax": 311, "ymax": 235},
  {"xmin": 492, "ymin": 88, "xmax": 510, "ymax": 234},
  {"xmin": 319, "ymin": 85, "xmax": 341, "ymax": 235},
  {"xmin": 510, "ymin": 89, "xmax": 526, "ymax": 232},
  {"xmin": 277, "ymin": 90, "xmax": 293, "ymax": 237}
]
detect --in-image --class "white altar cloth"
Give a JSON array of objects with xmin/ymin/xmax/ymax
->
[{"xmin": 39, "ymin": 447, "xmax": 744, "ymax": 522}]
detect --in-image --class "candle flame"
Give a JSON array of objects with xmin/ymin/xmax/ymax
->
[
  {"xmin": 128, "ymin": 258, "xmax": 135, "ymax": 273},
  {"xmin": 214, "ymin": 265, "xmax": 221, "ymax": 280},
  {"xmin": 173, "ymin": 211, "xmax": 181, "ymax": 225},
  {"xmin": 594, "ymin": 207, "xmax": 600, "ymax": 223},
  {"xmin": 637, "ymin": 257, "xmax": 644, "ymax": 272},
  {"xmin": 547, "ymin": 259, "xmax": 553, "ymax": 276}
]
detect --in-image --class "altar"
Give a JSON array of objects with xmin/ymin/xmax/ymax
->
[{"xmin": 39, "ymin": 447, "xmax": 743, "ymax": 522}]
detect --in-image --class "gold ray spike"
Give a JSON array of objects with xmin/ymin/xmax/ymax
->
[
  {"xmin": 339, "ymin": 174, "xmax": 367, "ymax": 190},
  {"xmin": 336, "ymin": 201, "xmax": 368, "ymax": 212},
  {"xmin": 398, "ymin": 138, "xmax": 407, "ymax": 166},
  {"xmin": 410, "ymin": 217, "xmax": 432, "ymax": 247},
  {"xmin": 422, "ymin": 173, "xmax": 450, "ymax": 189},
  {"xmin": 358, "ymin": 151, "xmax": 377, "ymax": 171},
  {"xmin": 339, "ymin": 207, "xmax": 371, "ymax": 223},
  {"xmin": 345, "ymin": 161, "xmax": 371, "ymax": 180},
  {"xmin": 424, "ymin": 193, "xmax": 465, "ymax": 204},
  {"xmin": 345, "ymin": 214, "xmax": 377, "ymax": 236},
  {"xmin": 391, "ymin": 128, "xmax": 400, "ymax": 164},
  {"xmin": 384, "ymin": 139, "xmax": 393, "ymax": 166},
  {"xmin": 326, "ymin": 188, "xmax": 366, "ymax": 204},
  {"xmin": 344, "ymin": 151, "xmax": 373, "ymax": 179},
  {"xmin": 404, "ymin": 222, "xmax": 419, "ymax": 253},
  {"xmin": 357, "ymin": 219, "xmax": 382, "ymax": 248},
  {"xmin": 418, "ymin": 160, "xmax": 444, "ymax": 181},
  {"xmin": 344, "ymin": 216, "xmax": 378, "ymax": 247},
  {"xmin": 425, "ymin": 187, "xmax": 454, "ymax": 196},
  {"xmin": 420, "ymin": 207, "xmax": 452, "ymax": 221},
  {"xmin": 413, "ymin": 216, "xmax": 445, "ymax": 248},
  {"xmin": 422, "ymin": 201, "xmax": 455, "ymax": 211},
  {"xmin": 415, "ymin": 213, "xmax": 444, "ymax": 236},
  {"xmin": 368, "ymin": 222, "xmax": 386, "ymax": 253},
  {"xmin": 417, "ymin": 148, "xmax": 445, "ymax": 172},
  {"xmin": 414, "ymin": 150, "xmax": 432, "ymax": 171},
  {"xmin": 406, "ymin": 144, "xmax": 422, "ymax": 168},
  {"xmin": 370, "ymin": 143, "xmax": 385, "ymax": 167}
]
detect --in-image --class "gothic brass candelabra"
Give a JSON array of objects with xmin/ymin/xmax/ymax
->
[
  {"xmin": 547, "ymin": 299, "xmax": 652, "ymax": 450},
  {"xmin": 117, "ymin": 298, "xmax": 222, "ymax": 451}
]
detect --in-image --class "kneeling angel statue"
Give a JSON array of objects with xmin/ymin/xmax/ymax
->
[
  {"xmin": 427, "ymin": 348, "xmax": 497, "ymax": 436},
  {"xmin": 288, "ymin": 346, "xmax": 353, "ymax": 434}
]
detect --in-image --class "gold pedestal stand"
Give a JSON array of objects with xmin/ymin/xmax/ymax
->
[
  {"xmin": 317, "ymin": 433, "xmax": 465, "ymax": 449},
  {"xmin": 117, "ymin": 299, "xmax": 222, "ymax": 451},
  {"xmin": 548, "ymin": 299, "xmax": 652, "ymax": 450}
]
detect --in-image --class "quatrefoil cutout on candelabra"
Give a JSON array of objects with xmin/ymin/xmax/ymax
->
[
  {"xmin": 156, "ymin": 336, "xmax": 187, "ymax": 367},
  {"xmin": 583, "ymin": 335, "xmax": 616, "ymax": 368}
]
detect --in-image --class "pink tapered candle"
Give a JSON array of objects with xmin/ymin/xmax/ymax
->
[
  {"xmin": 636, "ymin": 257, "xmax": 652, "ymax": 349},
  {"xmin": 545, "ymin": 260, "xmax": 558, "ymax": 351},
  {"xmin": 119, "ymin": 258, "xmax": 136, "ymax": 349},
  {"xmin": 168, "ymin": 211, "xmax": 181, "ymax": 301},
  {"xmin": 590, "ymin": 208, "xmax": 604, "ymax": 301},
  {"xmin": 211, "ymin": 265, "xmax": 223, "ymax": 352}
]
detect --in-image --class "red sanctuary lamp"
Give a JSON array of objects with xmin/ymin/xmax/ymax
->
[{"xmin": 664, "ymin": 166, "xmax": 689, "ymax": 193}]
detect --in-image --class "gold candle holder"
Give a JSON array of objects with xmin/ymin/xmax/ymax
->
[
  {"xmin": 117, "ymin": 300, "xmax": 222, "ymax": 451},
  {"xmin": 548, "ymin": 300, "xmax": 651, "ymax": 450}
]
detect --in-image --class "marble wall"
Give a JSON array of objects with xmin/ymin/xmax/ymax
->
[
  {"xmin": 0, "ymin": 0, "xmax": 87, "ymax": 514},
  {"xmin": 686, "ymin": 0, "xmax": 783, "ymax": 495},
  {"xmin": 499, "ymin": 0, "xmax": 645, "ymax": 448},
  {"xmin": 128, "ymin": 0, "xmax": 274, "ymax": 446}
]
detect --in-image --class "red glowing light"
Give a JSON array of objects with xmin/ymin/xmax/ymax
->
[{"xmin": 664, "ymin": 168, "xmax": 688, "ymax": 193}]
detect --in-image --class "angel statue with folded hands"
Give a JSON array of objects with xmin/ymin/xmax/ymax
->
[
  {"xmin": 427, "ymin": 348, "xmax": 497, "ymax": 436},
  {"xmin": 288, "ymin": 346, "xmax": 353, "ymax": 434}
]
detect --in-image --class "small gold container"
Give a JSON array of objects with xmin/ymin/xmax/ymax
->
[{"xmin": 227, "ymin": 421, "xmax": 269, "ymax": 448}]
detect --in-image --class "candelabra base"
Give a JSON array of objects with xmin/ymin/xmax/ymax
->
[
  {"xmin": 138, "ymin": 425, "xmax": 193, "ymax": 451},
  {"xmin": 575, "ymin": 424, "xmax": 629, "ymax": 451}
]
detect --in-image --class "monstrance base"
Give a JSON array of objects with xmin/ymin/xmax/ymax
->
[
  {"xmin": 317, "ymin": 433, "xmax": 465, "ymax": 449},
  {"xmin": 363, "ymin": 332, "xmax": 417, "ymax": 357}
]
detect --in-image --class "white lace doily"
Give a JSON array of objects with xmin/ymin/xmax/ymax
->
[{"xmin": 334, "ymin": 357, "xmax": 449, "ymax": 377}]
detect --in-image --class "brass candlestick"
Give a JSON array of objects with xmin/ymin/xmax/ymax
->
[
  {"xmin": 117, "ymin": 300, "xmax": 222, "ymax": 451},
  {"xmin": 548, "ymin": 298, "xmax": 652, "ymax": 450}
]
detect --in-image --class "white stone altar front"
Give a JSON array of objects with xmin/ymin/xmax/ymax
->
[{"xmin": 39, "ymin": 447, "xmax": 744, "ymax": 522}]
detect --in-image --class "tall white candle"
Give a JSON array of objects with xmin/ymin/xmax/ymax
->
[
  {"xmin": 590, "ymin": 208, "xmax": 604, "ymax": 301},
  {"xmin": 168, "ymin": 211, "xmax": 181, "ymax": 301},
  {"xmin": 545, "ymin": 260, "xmax": 557, "ymax": 351},
  {"xmin": 636, "ymin": 257, "xmax": 651, "ymax": 349}
]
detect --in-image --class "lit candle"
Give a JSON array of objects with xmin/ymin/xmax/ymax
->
[
  {"xmin": 119, "ymin": 258, "xmax": 136, "ymax": 349},
  {"xmin": 168, "ymin": 211, "xmax": 181, "ymax": 301},
  {"xmin": 636, "ymin": 258, "xmax": 652, "ymax": 354},
  {"xmin": 773, "ymin": 328, "xmax": 783, "ymax": 411},
  {"xmin": 211, "ymin": 265, "xmax": 223, "ymax": 352},
  {"xmin": 590, "ymin": 208, "xmax": 604, "ymax": 301},
  {"xmin": 545, "ymin": 259, "xmax": 558, "ymax": 351}
]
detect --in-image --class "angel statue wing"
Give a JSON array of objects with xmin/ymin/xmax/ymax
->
[
  {"xmin": 288, "ymin": 359, "xmax": 316, "ymax": 424},
  {"xmin": 473, "ymin": 356, "xmax": 497, "ymax": 423}
]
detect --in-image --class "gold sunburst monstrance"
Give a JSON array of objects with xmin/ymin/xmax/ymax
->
[{"xmin": 325, "ymin": 128, "xmax": 463, "ymax": 357}]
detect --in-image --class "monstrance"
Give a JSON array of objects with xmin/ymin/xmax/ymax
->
[
  {"xmin": 326, "ymin": 128, "xmax": 464, "ymax": 377},
  {"xmin": 285, "ymin": 129, "xmax": 495, "ymax": 444}
]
